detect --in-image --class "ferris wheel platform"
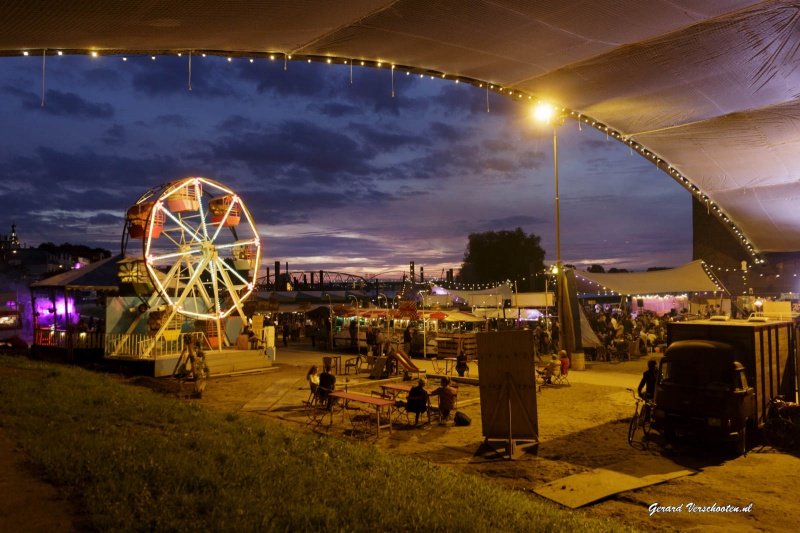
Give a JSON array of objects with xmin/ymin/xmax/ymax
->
[{"xmin": 152, "ymin": 348, "xmax": 273, "ymax": 378}]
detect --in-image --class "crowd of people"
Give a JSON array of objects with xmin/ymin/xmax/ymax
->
[{"xmin": 583, "ymin": 308, "xmax": 672, "ymax": 360}]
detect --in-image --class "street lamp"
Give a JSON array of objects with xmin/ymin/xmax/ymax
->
[
  {"xmin": 326, "ymin": 294, "xmax": 333, "ymax": 349},
  {"xmin": 536, "ymin": 103, "xmax": 566, "ymax": 352},
  {"xmin": 349, "ymin": 295, "xmax": 360, "ymax": 342}
]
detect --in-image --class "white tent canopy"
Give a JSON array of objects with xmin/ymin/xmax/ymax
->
[
  {"xmin": 574, "ymin": 260, "xmax": 722, "ymax": 296},
  {"xmin": 3, "ymin": 1, "xmax": 800, "ymax": 259}
]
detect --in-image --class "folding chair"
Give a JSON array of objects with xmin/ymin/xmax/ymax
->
[
  {"xmin": 344, "ymin": 355, "xmax": 362, "ymax": 374},
  {"xmin": 306, "ymin": 382, "xmax": 318, "ymax": 404},
  {"xmin": 395, "ymin": 391, "xmax": 431, "ymax": 426},
  {"xmin": 430, "ymin": 357, "xmax": 446, "ymax": 375},
  {"xmin": 349, "ymin": 407, "xmax": 377, "ymax": 439},
  {"xmin": 363, "ymin": 355, "xmax": 376, "ymax": 374},
  {"xmin": 304, "ymin": 391, "xmax": 331, "ymax": 431},
  {"xmin": 551, "ymin": 366, "xmax": 570, "ymax": 386}
]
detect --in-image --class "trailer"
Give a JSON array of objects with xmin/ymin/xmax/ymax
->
[{"xmin": 653, "ymin": 318, "xmax": 799, "ymax": 455}]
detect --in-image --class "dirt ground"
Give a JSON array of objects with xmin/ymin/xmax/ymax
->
[{"xmin": 2, "ymin": 350, "xmax": 799, "ymax": 532}]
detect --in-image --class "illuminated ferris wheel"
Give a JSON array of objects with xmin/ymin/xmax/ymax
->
[{"xmin": 121, "ymin": 177, "xmax": 261, "ymax": 350}]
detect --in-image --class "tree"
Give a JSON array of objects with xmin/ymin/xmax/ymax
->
[
  {"xmin": 457, "ymin": 228, "xmax": 546, "ymax": 286},
  {"xmin": 587, "ymin": 264, "xmax": 605, "ymax": 273}
]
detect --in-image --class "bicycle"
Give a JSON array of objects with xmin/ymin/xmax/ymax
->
[
  {"xmin": 763, "ymin": 396, "xmax": 799, "ymax": 451},
  {"xmin": 627, "ymin": 388, "xmax": 654, "ymax": 447}
]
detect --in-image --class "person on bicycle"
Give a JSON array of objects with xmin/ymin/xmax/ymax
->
[{"xmin": 637, "ymin": 359, "xmax": 659, "ymax": 401}]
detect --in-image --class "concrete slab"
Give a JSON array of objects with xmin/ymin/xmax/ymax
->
[
  {"xmin": 534, "ymin": 454, "xmax": 696, "ymax": 509},
  {"xmin": 241, "ymin": 378, "xmax": 298, "ymax": 412}
]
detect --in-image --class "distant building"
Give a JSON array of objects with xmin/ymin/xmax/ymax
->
[
  {"xmin": 0, "ymin": 224, "xmax": 21, "ymax": 272},
  {"xmin": 0, "ymin": 224, "xmax": 92, "ymax": 281}
]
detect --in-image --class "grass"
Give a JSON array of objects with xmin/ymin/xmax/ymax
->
[{"xmin": 0, "ymin": 355, "xmax": 636, "ymax": 532}]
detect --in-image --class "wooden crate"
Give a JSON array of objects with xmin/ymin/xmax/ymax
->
[{"xmin": 436, "ymin": 333, "xmax": 477, "ymax": 358}]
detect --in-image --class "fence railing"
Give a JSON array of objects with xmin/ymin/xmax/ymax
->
[
  {"xmin": 35, "ymin": 329, "xmax": 105, "ymax": 350},
  {"xmin": 105, "ymin": 331, "xmax": 213, "ymax": 359}
]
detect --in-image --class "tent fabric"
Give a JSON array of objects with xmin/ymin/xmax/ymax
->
[
  {"xmin": 578, "ymin": 307, "xmax": 602, "ymax": 349},
  {"xmin": 29, "ymin": 254, "xmax": 122, "ymax": 290},
  {"xmin": 431, "ymin": 285, "xmax": 513, "ymax": 305},
  {"xmin": 574, "ymin": 260, "xmax": 722, "ymax": 296},
  {"xmin": 3, "ymin": 1, "xmax": 799, "ymax": 257}
]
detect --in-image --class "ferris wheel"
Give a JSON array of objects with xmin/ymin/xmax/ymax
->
[{"xmin": 121, "ymin": 177, "xmax": 261, "ymax": 352}]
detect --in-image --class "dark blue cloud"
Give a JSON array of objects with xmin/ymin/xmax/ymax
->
[
  {"xmin": 103, "ymin": 124, "xmax": 127, "ymax": 147},
  {"xmin": 4, "ymin": 86, "xmax": 115, "ymax": 119}
]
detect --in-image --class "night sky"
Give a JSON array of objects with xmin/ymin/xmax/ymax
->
[{"xmin": 0, "ymin": 54, "xmax": 692, "ymax": 279}]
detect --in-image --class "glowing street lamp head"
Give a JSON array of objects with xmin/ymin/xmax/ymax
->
[{"xmin": 534, "ymin": 103, "xmax": 555, "ymax": 123}]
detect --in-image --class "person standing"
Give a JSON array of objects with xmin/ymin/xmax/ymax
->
[
  {"xmin": 403, "ymin": 325, "xmax": 413, "ymax": 355},
  {"xmin": 282, "ymin": 321, "xmax": 290, "ymax": 347},
  {"xmin": 349, "ymin": 318, "xmax": 358, "ymax": 350},
  {"xmin": 550, "ymin": 321, "xmax": 560, "ymax": 351},
  {"xmin": 455, "ymin": 351, "xmax": 468, "ymax": 377},
  {"xmin": 374, "ymin": 327, "xmax": 385, "ymax": 357}
]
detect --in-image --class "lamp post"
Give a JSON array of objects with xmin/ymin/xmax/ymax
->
[
  {"xmin": 536, "ymin": 103, "xmax": 566, "ymax": 352},
  {"xmin": 326, "ymin": 294, "xmax": 333, "ymax": 350},
  {"xmin": 349, "ymin": 295, "xmax": 359, "ymax": 344}
]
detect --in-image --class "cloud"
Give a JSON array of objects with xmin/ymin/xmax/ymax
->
[
  {"xmin": 103, "ymin": 124, "xmax": 127, "ymax": 147},
  {"xmin": 82, "ymin": 67, "xmax": 123, "ymax": 89},
  {"xmin": 153, "ymin": 114, "xmax": 191, "ymax": 128},
  {"xmin": 5, "ymin": 86, "xmax": 115, "ymax": 119}
]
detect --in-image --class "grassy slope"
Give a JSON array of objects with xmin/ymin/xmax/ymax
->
[{"xmin": 0, "ymin": 356, "xmax": 635, "ymax": 532}]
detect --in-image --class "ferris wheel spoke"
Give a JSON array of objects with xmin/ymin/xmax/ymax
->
[
  {"xmin": 166, "ymin": 254, "xmax": 215, "ymax": 314},
  {"xmin": 148, "ymin": 247, "xmax": 201, "ymax": 264},
  {"xmin": 182, "ymin": 259, "xmax": 216, "ymax": 314},
  {"xmin": 214, "ymin": 257, "xmax": 250, "ymax": 319},
  {"xmin": 160, "ymin": 208, "xmax": 206, "ymax": 247}
]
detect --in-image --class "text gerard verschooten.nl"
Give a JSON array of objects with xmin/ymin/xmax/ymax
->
[{"xmin": 649, "ymin": 502, "xmax": 753, "ymax": 517}]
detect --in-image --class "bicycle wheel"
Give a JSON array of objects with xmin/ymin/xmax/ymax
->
[
  {"xmin": 764, "ymin": 418, "xmax": 788, "ymax": 449},
  {"xmin": 642, "ymin": 408, "xmax": 654, "ymax": 439},
  {"xmin": 628, "ymin": 409, "xmax": 641, "ymax": 445}
]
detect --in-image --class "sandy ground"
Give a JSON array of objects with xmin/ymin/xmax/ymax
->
[{"xmin": 2, "ymin": 341, "xmax": 799, "ymax": 532}]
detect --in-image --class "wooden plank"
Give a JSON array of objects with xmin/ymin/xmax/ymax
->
[{"xmin": 534, "ymin": 455, "xmax": 696, "ymax": 509}]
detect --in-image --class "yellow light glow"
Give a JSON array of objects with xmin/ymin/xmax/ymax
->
[
  {"xmin": 534, "ymin": 103, "xmax": 554, "ymax": 123},
  {"xmin": 57, "ymin": 51, "xmax": 63, "ymax": 56},
  {"xmin": 91, "ymin": 51, "xmax": 97, "ymax": 57}
]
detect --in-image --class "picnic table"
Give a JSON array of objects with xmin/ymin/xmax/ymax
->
[{"xmin": 328, "ymin": 391, "xmax": 395, "ymax": 437}]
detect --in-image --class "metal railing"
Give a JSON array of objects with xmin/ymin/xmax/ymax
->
[{"xmin": 105, "ymin": 331, "xmax": 213, "ymax": 359}]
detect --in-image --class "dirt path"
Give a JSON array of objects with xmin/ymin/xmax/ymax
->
[{"xmin": 0, "ymin": 428, "xmax": 81, "ymax": 532}]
